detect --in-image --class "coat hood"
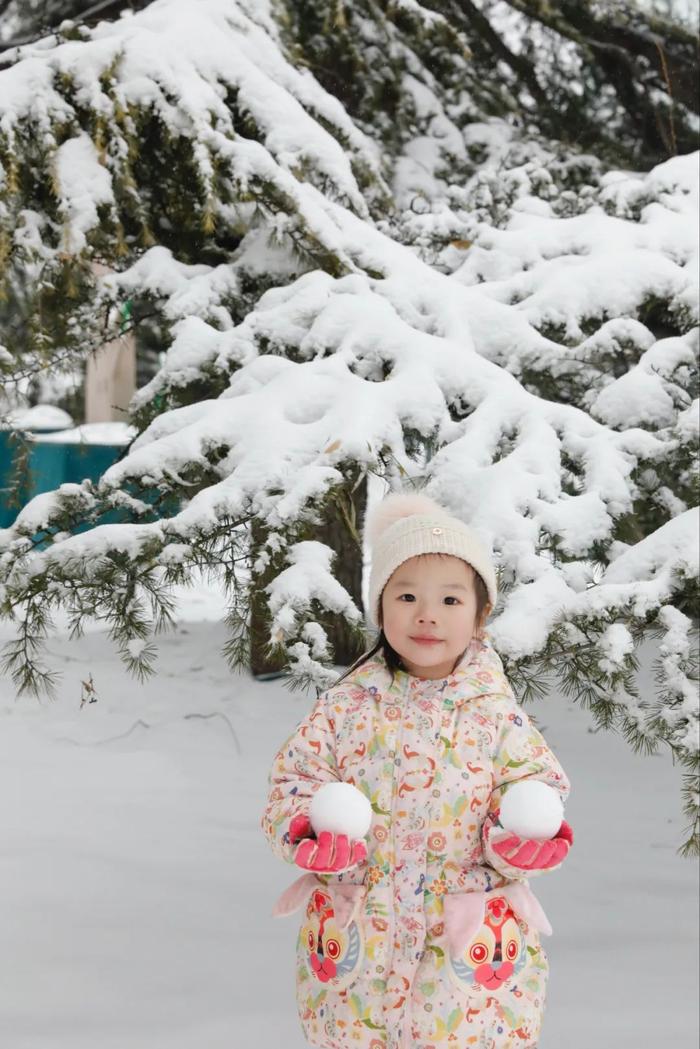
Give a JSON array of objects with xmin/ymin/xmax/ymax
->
[{"xmin": 340, "ymin": 635, "xmax": 513, "ymax": 707}]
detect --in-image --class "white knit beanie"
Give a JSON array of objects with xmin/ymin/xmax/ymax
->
[{"xmin": 366, "ymin": 492, "xmax": 497, "ymax": 626}]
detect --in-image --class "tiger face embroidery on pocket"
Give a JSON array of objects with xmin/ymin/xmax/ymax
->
[
  {"xmin": 299, "ymin": 888, "xmax": 364, "ymax": 992},
  {"xmin": 447, "ymin": 895, "xmax": 527, "ymax": 992}
]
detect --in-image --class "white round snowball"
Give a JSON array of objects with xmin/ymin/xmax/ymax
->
[
  {"xmin": 309, "ymin": 782, "xmax": 373, "ymax": 839},
  {"xmin": 499, "ymin": 781, "xmax": 564, "ymax": 841}
]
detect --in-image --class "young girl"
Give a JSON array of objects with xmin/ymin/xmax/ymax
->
[{"xmin": 261, "ymin": 493, "xmax": 573, "ymax": 1049}]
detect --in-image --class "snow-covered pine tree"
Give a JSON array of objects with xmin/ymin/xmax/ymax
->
[{"xmin": 0, "ymin": 0, "xmax": 697, "ymax": 851}]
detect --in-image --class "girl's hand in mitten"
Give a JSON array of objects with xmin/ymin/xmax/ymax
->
[
  {"xmin": 289, "ymin": 813, "xmax": 368, "ymax": 873},
  {"xmin": 289, "ymin": 813, "xmax": 314, "ymax": 844},
  {"xmin": 491, "ymin": 819, "xmax": 574, "ymax": 871}
]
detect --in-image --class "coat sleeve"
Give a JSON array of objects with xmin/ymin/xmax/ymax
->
[
  {"xmin": 481, "ymin": 694, "xmax": 571, "ymax": 880},
  {"xmin": 261, "ymin": 691, "xmax": 340, "ymax": 864}
]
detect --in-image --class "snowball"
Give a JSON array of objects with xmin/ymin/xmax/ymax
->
[
  {"xmin": 499, "ymin": 780, "xmax": 564, "ymax": 840},
  {"xmin": 309, "ymin": 782, "xmax": 372, "ymax": 839}
]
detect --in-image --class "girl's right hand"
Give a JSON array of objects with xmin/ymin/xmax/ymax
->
[{"xmin": 289, "ymin": 813, "xmax": 368, "ymax": 873}]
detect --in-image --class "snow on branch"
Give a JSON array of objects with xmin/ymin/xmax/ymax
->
[
  {"xmin": 266, "ymin": 540, "xmax": 364, "ymax": 686},
  {"xmin": 0, "ymin": 0, "xmax": 388, "ymax": 364},
  {"xmin": 1, "ymin": 0, "xmax": 382, "ymax": 210},
  {"xmin": 1, "ymin": 243, "xmax": 691, "ymax": 673}
]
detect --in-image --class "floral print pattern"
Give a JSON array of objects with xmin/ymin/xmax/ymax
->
[{"xmin": 262, "ymin": 637, "xmax": 570, "ymax": 1049}]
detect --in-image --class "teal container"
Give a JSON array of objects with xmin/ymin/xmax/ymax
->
[
  {"xmin": 1, "ymin": 418, "xmax": 72, "ymax": 528},
  {"xmin": 1, "ymin": 436, "xmax": 117, "ymax": 536},
  {"xmin": 65, "ymin": 443, "xmax": 130, "ymax": 528},
  {"xmin": 2, "ymin": 427, "xmax": 124, "ymax": 528},
  {"xmin": 23, "ymin": 441, "xmax": 124, "ymax": 536},
  {"xmin": 25, "ymin": 442, "xmax": 69, "ymax": 501},
  {"xmin": 2, "ymin": 426, "xmax": 179, "ymax": 539},
  {"xmin": 64, "ymin": 443, "xmax": 124, "ymax": 486},
  {"xmin": 0, "ymin": 430, "xmax": 22, "ymax": 528}
]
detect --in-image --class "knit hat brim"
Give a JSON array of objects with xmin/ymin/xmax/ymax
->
[{"xmin": 365, "ymin": 496, "xmax": 497, "ymax": 625}]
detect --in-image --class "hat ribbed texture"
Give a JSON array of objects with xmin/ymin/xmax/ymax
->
[{"xmin": 366, "ymin": 494, "xmax": 497, "ymax": 625}]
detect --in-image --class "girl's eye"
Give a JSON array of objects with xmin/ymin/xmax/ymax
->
[
  {"xmin": 398, "ymin": 594, "xmax": 415, "ymax": 602},
  {"xmin": 444, "ymin": 596, "xmax": 460, "ymax": 605}
]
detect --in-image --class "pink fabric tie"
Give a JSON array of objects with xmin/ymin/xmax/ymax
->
[
  {"xmin": 272, "ymin": 874, "xmax": 366, "ymax": 930},
  {"xmin": 443, "ymin": 882, "xmax": 552, "ymax": 957},
  {"xmin": 274, "ymin": 874, "xmax": 550, "ymax": 954}
]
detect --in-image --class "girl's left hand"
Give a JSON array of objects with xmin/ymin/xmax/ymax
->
[
  {"xmin": 491, "ymin": 820, "xmax": 574, "ymax": 871},
  {"xmin": 288, "ymin": 812, "xmax": 368, "ymax": 873}
]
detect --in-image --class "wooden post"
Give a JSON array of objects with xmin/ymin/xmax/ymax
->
[
  {"xmin": 85, "ymin": 262, "xmax": 136, "ymax": 423},
  {"xmin": 84, "ymin": 332, "xmax": 136, "ymax": 423}
]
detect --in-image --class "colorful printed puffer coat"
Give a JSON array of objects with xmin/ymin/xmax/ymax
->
[{"xmin": 261, "ymin": 636, "xmax": 570, "ymax": 1049}]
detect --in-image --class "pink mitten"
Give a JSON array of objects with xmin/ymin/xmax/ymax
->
[
  {"xmin": 289, "ymin": 813, "xmax": 368, "ymax": 873},
  {"xmin": 289, "ymin": 813, "xmax": 314, "ymax": 844},
  {"xmin": 491, "ymin": 819, "xmax": 574, "ymax": 871}
]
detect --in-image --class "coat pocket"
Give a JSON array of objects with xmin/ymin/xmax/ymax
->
[
  {"xmin": 273, "ymin": 873, "xmax": 368, "ymax": 994},
  {"xmin": 297, "ymin": 882, "xmax": 367, "ymax": 992},
  {"xmin": 442, "ymin": 883, "xmax": 550, "ymax": 1007}
]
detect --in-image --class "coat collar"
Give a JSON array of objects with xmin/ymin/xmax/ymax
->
[{"xmin": 343, "ymin": 635, "xmax": 512, "ymax": 707}]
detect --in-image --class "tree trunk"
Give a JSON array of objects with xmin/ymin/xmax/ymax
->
[
  {"xmin": 317, "ymin": 476, "xmax": 367, "ymax": 666},
  {"xmin": 249, "ymin": 519, "xmax": 289, "ymax": 679},
  {"xmin": 249, "ymin": 477, "xmax": 367, "ymax": 677}
]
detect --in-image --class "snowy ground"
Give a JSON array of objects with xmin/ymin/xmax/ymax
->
[{"xmin": 0, "ymin": 578, "xmax": 697, "ymax": 1049}]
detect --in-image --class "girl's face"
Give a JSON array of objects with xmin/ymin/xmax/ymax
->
[{"xmin": 381, "ymin": 554, "xmax": 487, "ymax": 679}]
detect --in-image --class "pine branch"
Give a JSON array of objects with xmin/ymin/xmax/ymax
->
[
  {"xmin": 0, "ymin": 1, "xmax": 151, "ymax": 54},
  {"xmin": 503, "ymin": 0, "xmax": 699, "ymax": 155}
]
